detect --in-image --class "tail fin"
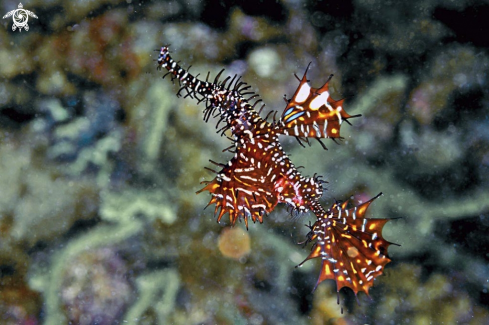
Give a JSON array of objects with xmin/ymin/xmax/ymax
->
[{"xmin": 298, "ymin": 194, "xmax": 395, "ymax": 296}]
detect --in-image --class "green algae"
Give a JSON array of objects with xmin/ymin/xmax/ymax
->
[
  {"xmin": 131, "ymin": 82, "xmax": 175, "ymax": 175},
  {"xmin": 100, "ymin": 188, "xmax": 177, "ymax": 225},
  {"xmin": 29, "ymin": 222, "xmax": 142, "ymax": 323},
  {"xmin": 351, "ymin": 263, "xmax": 489, "ymax": 324},
  {"xmin": 123, "ymin": 270, "xmax": 180, "ymax": 324},
  {"xmin": 29, "ymin": 187, "xmax": 178, "ymax": 323},
  {"xmin": 0, "ymin": 138, "xmax": 99, "ymax": 246}
]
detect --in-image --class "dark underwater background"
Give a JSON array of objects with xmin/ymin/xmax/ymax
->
[{"xmin": 1, "ymin": 0, "xmax": 488, "ymax": 324}]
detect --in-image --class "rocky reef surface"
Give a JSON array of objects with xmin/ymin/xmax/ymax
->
[{"xmin": 1, "ymin": 0, "xmax": 488, "ymax": 324}]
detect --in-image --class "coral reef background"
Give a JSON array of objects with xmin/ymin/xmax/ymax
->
[{"xmin": 1, "ymin": 0, "xmax": 488, "ymax": 324}]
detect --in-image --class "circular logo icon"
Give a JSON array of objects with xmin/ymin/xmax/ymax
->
[{"xmin": 2, "ymin": 3, "xmax": 38, "ymax": 32}]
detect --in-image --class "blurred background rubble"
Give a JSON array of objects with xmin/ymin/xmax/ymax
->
[{"xmin": 0, "ymin": 0, "xmax": 488, "ymax": 323}]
